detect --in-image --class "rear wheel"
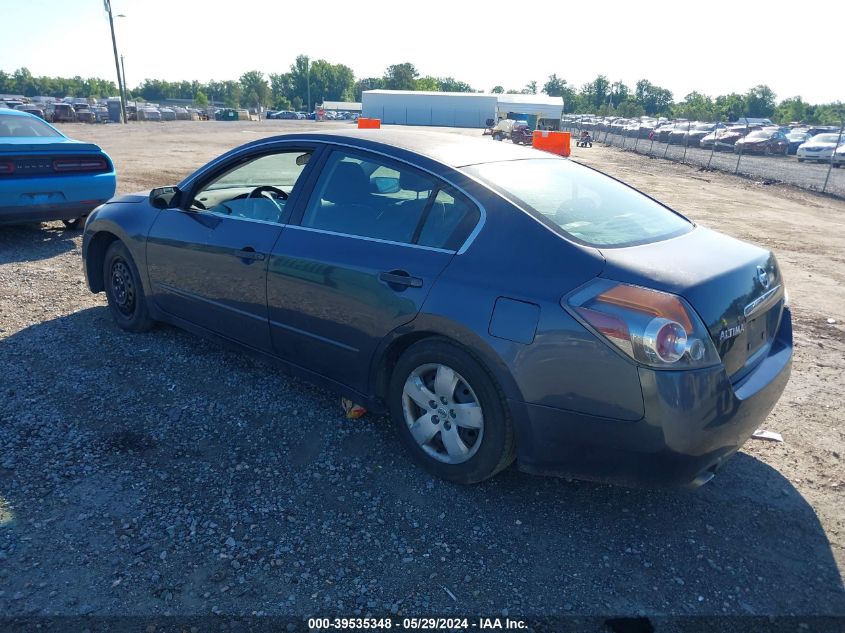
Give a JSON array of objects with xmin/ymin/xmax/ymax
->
[
  {"xmin": 103, "ymin": 241, "xmax": 154, "ymax": 332},
  {"xmin": 62, "ymin": 217, "xmax": 84, "ymax": 230},
  {"xmin": 797, "ymin": 158, "xmax": 805, "ymax": 162},
  {"xmin": 389, "ymin": 339, "xmax": 515, "ymax": 484}
]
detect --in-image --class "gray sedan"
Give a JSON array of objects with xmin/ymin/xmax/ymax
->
[{"xmin": 81, "ymin": 130, "xmax": 792, "ymax": 487}]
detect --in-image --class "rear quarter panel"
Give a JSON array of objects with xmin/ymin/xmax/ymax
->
[{"xmin": 408, "ymin": 180, "xmax": 645, "ymax": 421}]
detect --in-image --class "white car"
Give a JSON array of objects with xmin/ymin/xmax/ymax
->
[{"xmin": 796, "ymin": 132, "xmax": 845, "ymax": 162}]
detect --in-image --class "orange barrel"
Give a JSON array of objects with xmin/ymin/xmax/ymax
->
[
  {"xmin": 357, "ymin": 118, "xmax": 381, "ymax": 129},
  {"xmin": 532, "ymin": 130, "xmax": 571, "ymax": 157}
]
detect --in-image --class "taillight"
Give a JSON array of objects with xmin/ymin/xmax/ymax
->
[
  {"xmin": 52, "ymin": 156, "xmax": 108, "ymax": 172},
  {"xmin": 564, "ymin": 279, "xmax": 719, "ymax": 370},
  {"xmin": 0, "ymin": 160, "xmax": 15, "ymax": 175}
]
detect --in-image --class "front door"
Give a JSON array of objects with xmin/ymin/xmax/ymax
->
[
  {"xmin": 267, "ymin": 148, "xmax": 481, "ymax": 393},
  {"xmin": 146, "ymin": 147, "xmax": 316, "ymax": 351}
]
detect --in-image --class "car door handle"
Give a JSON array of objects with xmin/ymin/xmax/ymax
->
[
  {"xmin": 379, "ymin": 270, "xmax": 423, "ymax": 288},
  {"xmin": 233, "ymin": 248, "xmax": 265, "ymax": 261}
]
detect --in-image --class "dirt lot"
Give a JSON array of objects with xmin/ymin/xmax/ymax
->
[{"xmin": 1, "ymin": 121, "xmax": 843, "ymax": 625}]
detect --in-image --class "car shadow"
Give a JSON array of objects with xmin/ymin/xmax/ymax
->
[
  {"xmin": 0, "ymin": 221, "xmax": 79, "ymax": 264},
  {"xmin": 0, "ymin": 307, "xmax": 843, "ymax": 620}
]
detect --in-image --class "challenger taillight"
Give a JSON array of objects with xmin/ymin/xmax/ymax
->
[
  {"xmin": 564, "ymin": 280, "xmax": 719, "ymax": 370},
  {"xmin": 52, "ymin": 156, "xmax": 108, "ymax": 172},
  {"xmin": 0, "ymin": 160, "xmax": 15, "ymax": 175}
]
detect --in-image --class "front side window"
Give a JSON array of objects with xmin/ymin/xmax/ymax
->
[
  {"xmin": 0, "ymin": 113, "xmax": 62, "ymax": 138},
  {"xmin": 300, "ymin": 150, "xmax": 479, "ymax": 249},
  {"xmin": 466, "ymin": 158, "xmax": 692, "ymax": 248},
  {"xmin": 191, "ymin": 150, "xmax": 312, "ymax": 223}
]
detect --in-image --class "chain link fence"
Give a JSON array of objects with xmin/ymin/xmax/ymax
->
[{"xmin": 562, "ymin": 118, "xmax": 845, "ymax": 198}]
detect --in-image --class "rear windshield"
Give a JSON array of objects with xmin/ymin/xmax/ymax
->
[
  {"xmin": 465, "ymin": 159, "xmax": 692, "ymax": 248},
  {"xmin": 0, "ymin": 113, "xmax": 62, "ymax": 138}
]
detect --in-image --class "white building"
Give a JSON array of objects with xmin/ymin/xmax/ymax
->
[
  {"xmin": 362, "ymin": 90, "xmax": 498, "ymax": 128},
  {"xmin": 361, "ymin": 90, "xmax": 566, "ymax": 129}
]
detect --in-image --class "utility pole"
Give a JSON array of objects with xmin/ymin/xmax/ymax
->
[
  {"xmin": 306, "ymin": 56, "xmax": 311, "ymax": 114},
  {"xmin": 120, "ymin": 55, "xmax": 128, "ymax": 111},
  {"xmin": 104, "ymin": 0, "xmax": 126, "ymax": 123}
]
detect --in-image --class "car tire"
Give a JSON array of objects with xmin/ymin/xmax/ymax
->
[
  {"xmin": 103, "ymin": 241, "xmax": 155, "ymax": 333},
  {"xmin": 62, "ymin": 217, "xmax": 85, "ymax": 230},
  {"xmin": 797, "ymin": 158, "xmax": 804, "ymax": 162},
  {"xmin": 388, "ymin": 339, "xmax": 515, "ymax": 484}
]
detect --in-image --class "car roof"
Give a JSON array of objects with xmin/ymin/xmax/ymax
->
[{"xmin": 259, "ymin": 129, "xmax": 554, "ymax": 168}]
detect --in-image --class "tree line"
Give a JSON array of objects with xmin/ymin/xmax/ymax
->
[{"xmin": 2, "ymin": 61, "xmax": 842, "ymax": 125}]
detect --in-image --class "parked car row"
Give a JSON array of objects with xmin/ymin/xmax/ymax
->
[{"xmin": 565, "ymin": 114, "xmax": 844, "ymax": 164}]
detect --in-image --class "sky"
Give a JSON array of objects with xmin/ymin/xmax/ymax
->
[{"xmin": 0, "ymin": 0, "xmax": 842, "ymax": 104}]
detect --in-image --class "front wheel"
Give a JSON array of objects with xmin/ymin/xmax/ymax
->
[
  {"xmin": 103, "ymin": 241, "xmax": 155, "ymax": 332},
  {"xmin": 389, "ymin": 339, "xmax": 515, "ymax": 484}
]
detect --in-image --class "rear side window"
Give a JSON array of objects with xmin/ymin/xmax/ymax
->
[
  {"xmin": 466, "ymin": 159, "xmax": 692, "ymax": 247},
  {"xmin": 417, "ymin": 188, "xmax": 480, "ymax": 250},
  {"xmin": 300, "ymin": 150, "xmax": 480, "ymax": 250}
]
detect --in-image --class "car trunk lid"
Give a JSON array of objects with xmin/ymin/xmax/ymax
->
[{"xmin": 598, "ymin": 227, "xmax": 784, "ymax": 381}]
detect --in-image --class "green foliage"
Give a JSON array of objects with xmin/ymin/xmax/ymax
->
[
  {"xmin": 0, "ymin": 67, "xmax": 117, "ymax": 99},
  {"xmin": 672, "ymin": 91, "xmax": 715, "ymax": 121},
  {"xmin": 194, "ymin": 90, "xmax": 208, "ymax": 108},
  {"xmin": 744, "ymin": 85, "xmax": 776, "ymax": 118},
  {"xmin": 491, "ymin": 85, "xmax": 504, "ymax": 94},
  {"xmin": 383, "ymin": 63, "xmax": 418, "ymax": 90},
  {"xmin": 239, "ymin": 70, "xmax": 270, "ymax": 108},
  {"xmin": 523, "ymin": 80, "xmax": 537, "ymax": 95},
  {"xmin": 542, "ymin": 74, "xmax": 565, "ymax": 97},
  {"xmin": 634, "ymin": 79, "xmax": 673, "ymax": 116},
  {"xmin": 714, "ymin": 93, "xmax": 744, "ymax": 121}
]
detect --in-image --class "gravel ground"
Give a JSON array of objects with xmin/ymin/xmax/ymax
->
[
  {"xmin": 574, "ymin": 130, "xmax": 845, "ymax": 198},
  {"xmin": 0, "ymin": 121, "xmax": 843, "ymax": 626}
]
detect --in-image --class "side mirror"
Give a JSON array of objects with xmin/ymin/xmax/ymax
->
[
  {"xmin": 372, "ymin": 176, "xmax": 400, "ymax": 194},
  {"xmin": 485, "ymin": 118, "xmax": 495, "ymax": 127},
  {"xmin": 149, "ymin": 186, "xmax": 181, "ymax": 210}
]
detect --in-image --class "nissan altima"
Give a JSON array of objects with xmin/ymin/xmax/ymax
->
[{"xmin": 81, "ymin": 130, "xmax": 792, "ymax": 486}]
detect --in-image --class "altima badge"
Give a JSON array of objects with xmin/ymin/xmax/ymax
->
[{"xmin": 719, "ymin": 322, "xmax": 746, "ymax": 343}]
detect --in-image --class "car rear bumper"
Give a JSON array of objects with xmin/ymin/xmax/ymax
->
[
  {"xmin": 0, "ymin": 171, "xmax": 115, "ymax": 225},
  {"xmin": 0, "ymin": 200, "xmax": 106, "ymax": 225},
  {"xmin": 513, "ymin": 308, "xmax": 793, "ymax": 487}
]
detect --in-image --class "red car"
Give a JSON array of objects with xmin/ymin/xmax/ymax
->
[{"xmin": 733, "ymin": 129, "xmax": 789, "ymax": 155}]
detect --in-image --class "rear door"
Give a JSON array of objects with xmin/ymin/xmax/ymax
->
[
  {"xmin": 267, "ymin": 147, "xmax": 481, "ymax": 393},
  {"xmin": 145, "ymin": 145, "xmax": 318, "ymax": 352}
]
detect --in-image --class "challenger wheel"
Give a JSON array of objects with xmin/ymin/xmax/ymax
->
[
  {"xmin": 103, "ymin": 241, "xmax": 155, "ymax": 333},
  {"xmin": 389, "ymin": 339, "xmax": 515, "ymax": 484},
  {"xmin": 62, "ymin": 218, "xmax": 85, "ymax": 230}
]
